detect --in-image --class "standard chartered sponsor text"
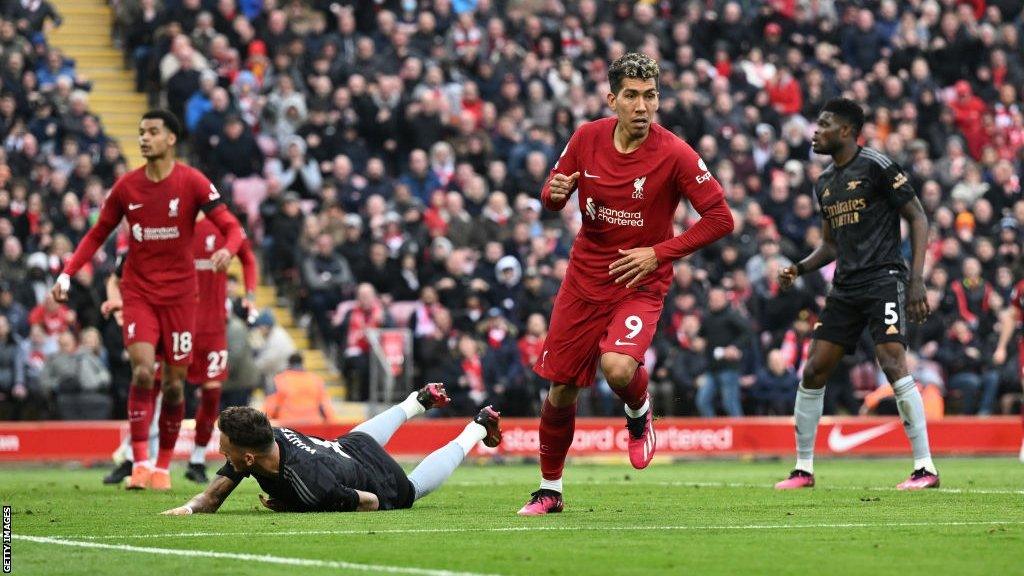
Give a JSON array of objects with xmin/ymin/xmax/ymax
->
[{"xmin": 597, "ymin": 206, "xmax": 644, "ymax": 227}]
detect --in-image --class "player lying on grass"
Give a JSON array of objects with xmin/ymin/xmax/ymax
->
[{"xmin": 161, "ymin": 384, "xmax": 501, "ymax": 514}]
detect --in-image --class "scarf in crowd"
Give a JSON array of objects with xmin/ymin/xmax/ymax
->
[
  {"xmin": 413, "ymin": 302, "xmax": 441, "ymax": 338},
  {"xmin": 344, "ymin": 303, "xmax": 384, "ymax": 357}
]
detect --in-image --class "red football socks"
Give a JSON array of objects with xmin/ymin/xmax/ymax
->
[
  {"xmin": 194, "ymin": 386, "xmax": 222, "ymax": 448},
  {"xmin": 539, "ymin": 399, "xmax": 577, "ymax": 481},
  {"xmin": 614, "ymin": 366, "xmax": 649, "ymax": 411},
  {"xmin": 128, "ymin": 385, "xmax": 157, "ymax": 464},
  {"xmin": 155, "ymin": 397, "xmax": 185, "ymax": 470}
]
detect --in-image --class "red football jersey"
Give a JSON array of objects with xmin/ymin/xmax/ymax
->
[
  {"xmin": 542, "ymin": 117, "xmax": 725, "ymax": 303},
  {"xmin": 1012, "ymin": 279, "xmax": 1024, "ymax": 315},
  {"xmin": 192, "ymin": 217, "xmax": 257, "ymax": 335},
  {"xmin": 98, "ymin": 163, "xmax": 222, "ymax": 305}
]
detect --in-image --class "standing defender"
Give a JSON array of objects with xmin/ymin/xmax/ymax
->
[{"xmin": 776, "ymin": 98, "xmax": 938, "ymax": 490}]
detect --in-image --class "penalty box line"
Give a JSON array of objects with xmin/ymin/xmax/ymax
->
[
  {"xmin": 46, "ymin": 520, "xmax": 1024, "ymax": 541},
  {"xmin": 13, "ymin": 535, "xmax": 502, "ymax": 576}
]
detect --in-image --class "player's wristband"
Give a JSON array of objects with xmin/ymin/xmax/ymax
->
[
  {"xmin": 794, "ymin": 262, "xmax": 806, "ymax": 276},
  {"xmin": 56, "ymin": 273, "xmax": 71, "ymax": 292}
]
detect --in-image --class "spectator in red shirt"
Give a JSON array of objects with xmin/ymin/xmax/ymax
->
[
  {"xmin": 767, "ymin": 69, "xmax": 803, "ymax": 116},
  {"xmin": 28, "ymin": 294, "xmax": 75, "ymax": 335},
  {"xmin": 948, "ymin": 80, "xmax": 989, "ymax": 158}
]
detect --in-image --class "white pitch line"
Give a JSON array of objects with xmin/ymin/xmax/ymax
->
[
  {"xmin": 46, "ymin": 520, "xmax": 1024, "ymax": 541},
  {"xmin": 13, "ymin": 535, "xmax": 502, "ymax": 576},
  {"xmin": 447, "ymin": 480, "xmax": 1024, "ymax": 495}
]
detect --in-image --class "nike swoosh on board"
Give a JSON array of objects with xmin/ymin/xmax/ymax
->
[{"xmin": 826, "ymin": 421, "xmax": 900, "ymax": 453}]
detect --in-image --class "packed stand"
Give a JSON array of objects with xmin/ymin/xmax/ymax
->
[
  {"xmin": 114, "ymin": 0, "xmax": 1024, "ymax": 417},
  {"xmin": 3, "ymin": 0, "xmax": 1024, "ymax": 420}
]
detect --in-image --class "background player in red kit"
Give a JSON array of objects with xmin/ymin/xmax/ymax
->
[
  {"xmin": 185, "ymin": 213, "xmax": 258, "ymax": 483},
  {"xmin": 993, "ymin": 260, "xmax": 1024, "ymax": 462},
  {"xmin": 99, "ymin": 228, "xmax": 256, "ymax": 486},
  {"xmin": 518, "ymin": 53, "xmax": 734, "ymax": 516},
  {"xmin": 52, "ymin": 110, "xmax": 244, "ymax": 491}
]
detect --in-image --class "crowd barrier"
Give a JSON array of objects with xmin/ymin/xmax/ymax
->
[{"xmin": 0, "ymin": 417, "xmax": 1019, "ymax": 462}]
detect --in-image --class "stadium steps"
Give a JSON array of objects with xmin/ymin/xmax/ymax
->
[
  {"xmin": 247, "ymin": 275, "xmax": 364, "ymax": 420},
  {"xmin": 48, "ymin": 0, "xmax": 145, "ymax": 167},
  {"xmin": 52, "ymin": 2, "xmax": 362, "ymax": 421}
]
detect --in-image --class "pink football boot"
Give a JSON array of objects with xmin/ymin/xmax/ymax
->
[
  {"xmin": 774, "ymin": 469, "xmax": 815, "ymax": 490},
  {"xmin": 896, "ymin": 468, "xmax": 940, "ymax": 490}
]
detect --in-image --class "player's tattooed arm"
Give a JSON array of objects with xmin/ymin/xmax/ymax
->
[
  {"xmin": 899, "ymin": 196, "xmax": 930, "ymax": 323},
  {"xmin": 780, "ymin": 218, "xmax": 837, "ymax": 289},
  {"xmin": 161, "ymin": 476, "xmax": 238, "ymax": 515}
]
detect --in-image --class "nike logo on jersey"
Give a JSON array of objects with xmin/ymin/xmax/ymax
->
[
  {"xmin": 826, "ymin": 422, "xmax": 900, "ymax": 453},
  {"xmin": 173, "ymin": 352, "xmax": 189, "ymax": 361},
  {"xmin": 584, "ymin": 170, "xmax": 600, "ymax": 179},
  {"xmin": 128, "ymin": 203, "xmax": 143, "ymax": 210},
  {"xmin": 614, "ymin": 339, "xmax": 637, "ymax": 347}
]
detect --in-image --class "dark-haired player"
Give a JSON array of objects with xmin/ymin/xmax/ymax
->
[
  {"xmin": 161, "ymin": 385, "xmax": 502, "ymax": 514},
  {"xmin": 520, "ymin": 52, "xmax": 733, "ymax": 515},
  {"xmin": 775, "ymin": 98, "xmax": 938, "ymax": 490},
  {"xmin": 100, "ymin": 215, "xmax": 259, "ymax": 486},
  {"xmin": 53, "ymin": 110, "xmax": 245, "ymax": 491}
]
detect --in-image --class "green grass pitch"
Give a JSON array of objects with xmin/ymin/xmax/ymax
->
[{"xmin": 2, "ymin": 458, "xmax": 1022, "ymax": 575}]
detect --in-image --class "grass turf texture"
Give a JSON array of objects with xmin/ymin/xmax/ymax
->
[{"xmin": 1, "ymin": 458, "xmax": 1022, "ymax": 575}]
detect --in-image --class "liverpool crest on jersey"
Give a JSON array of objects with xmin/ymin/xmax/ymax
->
[{"xmin": 632, "ymin": 176, "xmax": 646, "ymax": 199}]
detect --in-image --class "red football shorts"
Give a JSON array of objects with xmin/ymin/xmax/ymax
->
[
  {"xmin": 122, "ymin": 296, "xmax": 197, "ymax": 367},
  {"xmin": 534, "ymin": 288, "xmax": 662, "ymax": 387},
  {"xmin": 187, "ymin": 330, "xmax": 229, "ymax": 383}
]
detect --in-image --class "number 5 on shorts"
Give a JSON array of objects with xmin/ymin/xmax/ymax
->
[{"xmin": 884, "ymin": 302, "xmax": 898, "ymax": 325}]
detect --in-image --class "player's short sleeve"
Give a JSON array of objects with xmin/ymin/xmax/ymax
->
[
  {"xmin": 216, "ymin": 460, "xmax": 248, "ymax": 483},
  {"xmin": 876, "ymin": 159, "xmax": 916, "ymax": 209},
  {"xmin": 673, "ymin": 140, "xmax": 724, "ymax": 213}
]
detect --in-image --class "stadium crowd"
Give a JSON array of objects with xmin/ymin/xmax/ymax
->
[{"xmin": 1, "ymin": 0, "xmax": 1023, "ymax": 420}]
